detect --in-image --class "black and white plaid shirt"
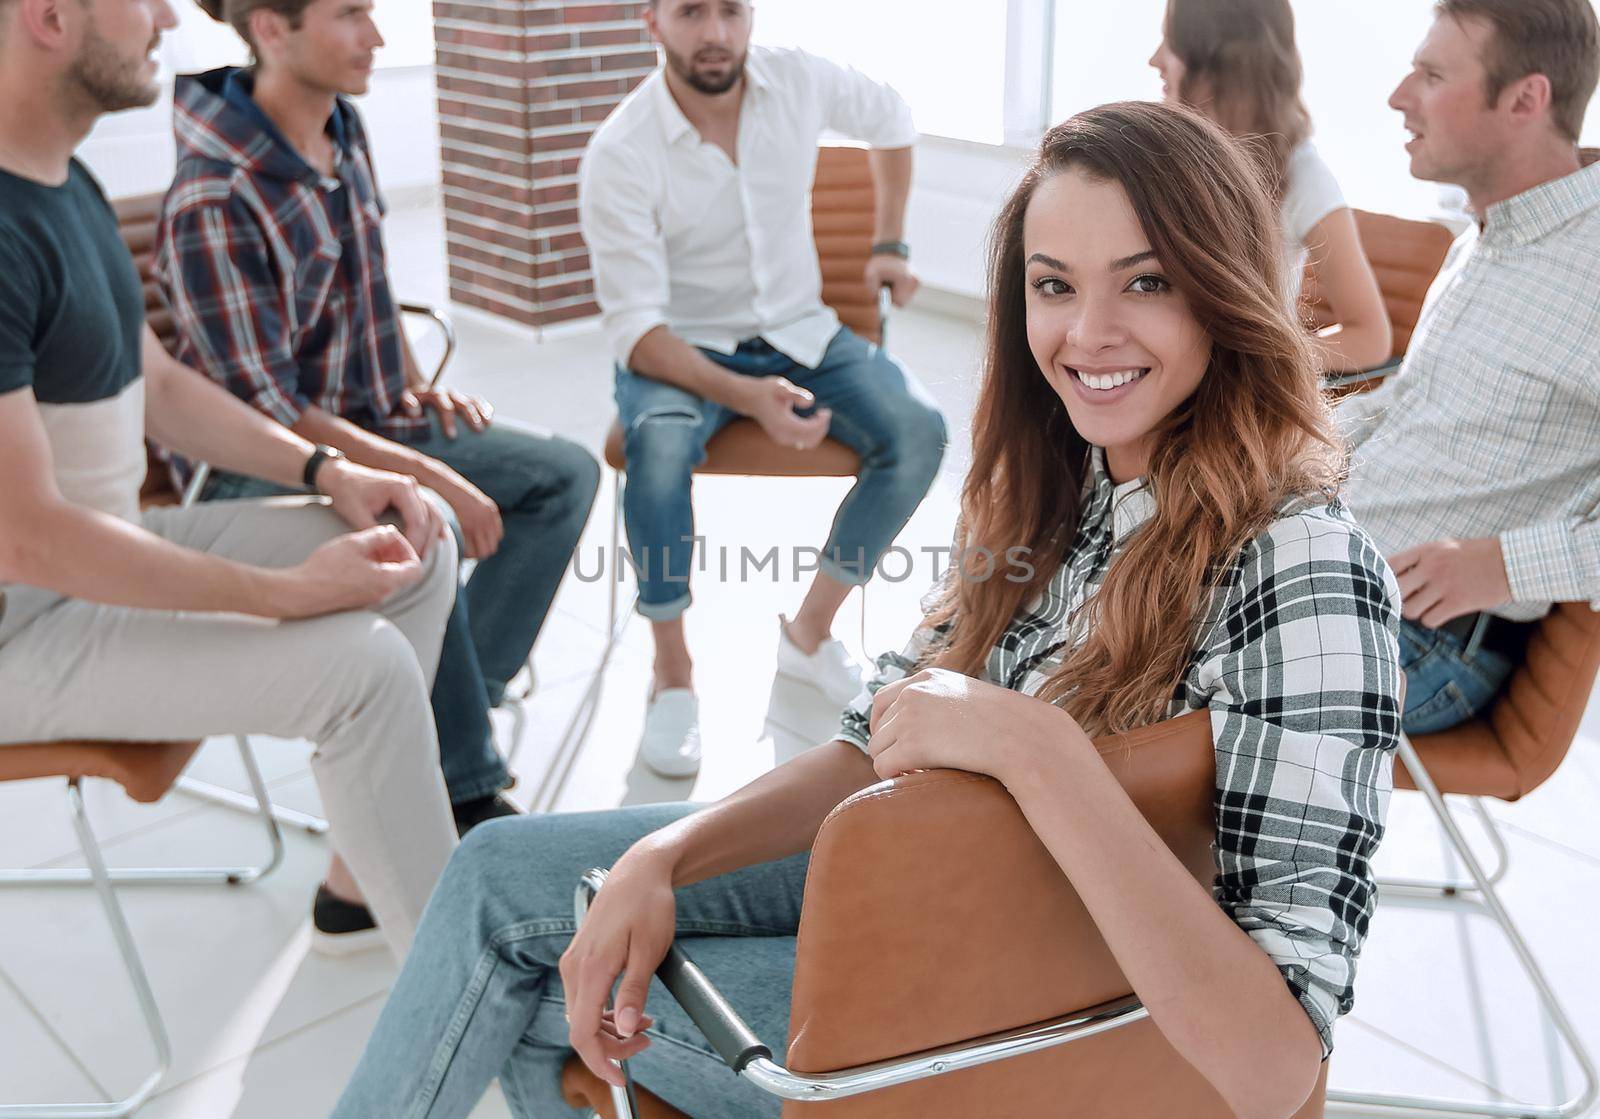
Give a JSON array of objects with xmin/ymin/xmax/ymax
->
[{"xmin": 838, "ymin": 449, "xmax": 1403, "ymax": 1054}]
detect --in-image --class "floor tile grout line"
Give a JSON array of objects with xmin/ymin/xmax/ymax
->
[
  {"xmin": 1342, "ymin": 1015, "xmax": 1522, "ymax": 1103},
  {"xmin": 142, "ymin": 986, "xmax": 391, "ymax": 1105},
  {"xmin": 1484, "ymin": 817, "xmax": 1600, "ymax": 872},
  {"xmin": 0, "ymin": 958, "xmax": 114, "ymax": 1104}
]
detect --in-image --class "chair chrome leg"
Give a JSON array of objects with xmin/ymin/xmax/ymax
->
[
  {"xmin": 172, "ymin": 735, "xmax": 329, "ymax": 836},
  {"xmin": 0, "ymin": 737, "xmax": 290, "ymax": 887},
  {"xmin": 1377, "ymin": 795, "xmax": 1509, "ymax": 899},
  {"xmin": 1327, "ymin": 736, "xmax": 1598, "ymax": 1119},
  {"xmin": 525, "ymin": 471, "xmax": 633, "ymax": 814},
  {"xmin": 0, "ymin": 781, "xmax": 172, "ymax": 1119}
]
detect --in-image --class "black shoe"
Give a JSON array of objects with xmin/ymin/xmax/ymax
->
[
  {"xmin": 312, "ymin": 883, "xmax": 384, "ymax": 957},
  {"xmin": 452, "ymin": 792, "xmax": 523, "ymax": 837}
]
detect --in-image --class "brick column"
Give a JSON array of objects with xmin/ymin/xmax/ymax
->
[{"xmin": 432, "ymin": 2, "xmax": 656, "ymax": 326}]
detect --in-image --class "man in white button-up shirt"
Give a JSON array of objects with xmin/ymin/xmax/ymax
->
[
  {"xmin": 579, "ymin": 0, "xmax": 947, "ymax": 776},
  {"xmin": 1340, "ymin": 0, "xmax": 1600, "ymax": 734}
]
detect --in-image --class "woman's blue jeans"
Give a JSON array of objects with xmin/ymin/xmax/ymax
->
[
  {"xmin": 333, "ymin": 804, "xmax": 806, "ymax": 1119},
  {"xmin": 614, "ymin": 327, "xmax": 947, "ymax": 620}
]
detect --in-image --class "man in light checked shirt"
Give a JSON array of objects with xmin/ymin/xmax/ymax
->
[{"xmin": 1342, "ymin": 0, "xmax": 1600, "ymax": 734}]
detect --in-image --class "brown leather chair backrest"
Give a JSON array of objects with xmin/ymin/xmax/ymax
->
[
  {"xmin": 811, "ymin": 145, "xmax": 879, "ymax": 347},
  {"xmin": 112, "ymin": 189, "xmax": 184, "ymax": 504},
  {"xmin": 1302, "ymin": 209, "xmax": 1454, "ymax": 363},
  {"xmin": 1400, "ymin": 602, "xmax": 1600, "ymax": 801},
  {"xmin": 783, "ymin": 709, "xmax": 1327, "ymax": 1119},
  {"xmin": 113, "ymin": 191, "xmax": 176, "ymax": 351}
]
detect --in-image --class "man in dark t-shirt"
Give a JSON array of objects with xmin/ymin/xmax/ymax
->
[{"xmin": 0, "ymin": 0, "xmax": 456, "ymax": 957}]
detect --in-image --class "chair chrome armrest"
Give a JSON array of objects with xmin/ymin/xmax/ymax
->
[
  {"xmin": 574, "ymin": 868, "xmax": 1148, "ymax": 1110},
  {"xmin": 398, "ymin": 301, "xmax": 458, "ymax": 390},
  {"xmin": 1323, "ymin": 356, "xmax": 1402, "ymax": 392}
]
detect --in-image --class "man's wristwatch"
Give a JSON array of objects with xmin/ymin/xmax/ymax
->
[
  {"xmin": 870, "ymin": 240, "xmax": 910, "ymax": 260},
  {"xmin": 302, "ymin": 444, "xmax": 345, "ymax": 493}
]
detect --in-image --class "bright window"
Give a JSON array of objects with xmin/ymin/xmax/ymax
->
[
  {"xmin": 751, "ymin": 1, "xmax": 1008, "ymax": 145},
  {"xmin": 1051, "ymin": 0, "xmax": 1600, "ymax": 218}
]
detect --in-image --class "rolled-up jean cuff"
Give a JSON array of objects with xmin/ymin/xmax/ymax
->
[
  {"xmin": 820, "ymin": 555, "xmax": 874, "ymax": 588},
  {"xmin": 635, "ymin": 591, "xmax": 692, "ymax": 622}
]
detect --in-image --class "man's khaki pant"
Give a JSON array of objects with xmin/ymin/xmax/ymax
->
[{"xmin": 0, "ymin": 496, "xmax": 459, "ymax": 957}]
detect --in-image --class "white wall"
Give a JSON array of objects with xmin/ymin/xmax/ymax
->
[{"xmin": 79, "ymin": 0, "xmax": 441, "ymax": 200}]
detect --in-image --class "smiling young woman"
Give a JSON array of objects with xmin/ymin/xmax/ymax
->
[{"xmin": 333, "ymin": 102, "xmax": 1403, "ymax": 1119}]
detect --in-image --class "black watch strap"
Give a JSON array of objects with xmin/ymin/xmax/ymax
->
[{"xmin": 302, "ymin": 445, "xmax": 344, "ymax": 492}]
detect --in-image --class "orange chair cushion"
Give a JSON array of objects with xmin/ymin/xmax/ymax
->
[
  {"xmin": 0, "ymin": 740, "xmax": 201, "ymax": 804},
  {"xmin": 603, "ymin": 417, "xmax": 860, "ymax": 478},
  {"xmin": 561, "ymin": 1058, "xmax": 688, "ymax": 1118}
]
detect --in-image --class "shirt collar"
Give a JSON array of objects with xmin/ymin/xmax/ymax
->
[
  {"xmin": 222, "ymin": 67, "xmax": 351, "ymax": 182},
  {"xmin": 1084, "ymin": 446, "xmax": 1155, "ymax": 545},
  {"xmin": 1480, "ymin": 160, "xmax": 1600, "ymax": 249},
  {"xmin": 650, "ymin": 50, "xmax": 769, "ymax": 147}
]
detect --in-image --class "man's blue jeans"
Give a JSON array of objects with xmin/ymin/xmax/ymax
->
[
  {"xmin": 333, "ymin": 803, "xmax": 802, "ymax": 1118},
  {"xmin": 1398, "ymin": 616, "xmax": 1520, "ymax": 735},
  {"xmin": 202, "ymin": 414, "xmax": 599, "ymax": 803},
  {"xmin": 614, "ymin": 327, "xmax": 947, "ymax": 620}
]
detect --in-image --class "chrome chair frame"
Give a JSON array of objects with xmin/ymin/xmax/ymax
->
[
  {"xmin": 1325, "ymin": 733, "xmax": 1598, "ymax": 1119},
  {"xmin": 574, "ymin": 866, "xmax": 1150, "ymax": 1117},
  {"xmin": 0, "ymin": 783, "xmax": 173, "ymax": 1119},
  {"xmin": 0, "ymin": 748, "xmax": 285, "ymax": 1118},
  {"xmin": 577, "ymin": 728, "xmax": 1598, "ymax": 1119}
]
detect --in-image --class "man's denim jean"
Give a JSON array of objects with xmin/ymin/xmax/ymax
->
[
  {"xmin": 203, "ymin": 413, "xmax": 599, "ymax": 803},
  {"xmin": 614, "ymin": 326, "xmax": 947, "ymax": 620},
  {"xmin": 334, "ymin": 803, "xmax": 801, "ymax": 1119},
  {"xmin": 1398, "ymin": 616, "xmax": 1518, "ymax": 735}
]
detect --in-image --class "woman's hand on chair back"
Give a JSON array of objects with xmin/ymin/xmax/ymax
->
[{"xmin": 558, "ymin": 848, "xmax": 677, "ymax": 1086}]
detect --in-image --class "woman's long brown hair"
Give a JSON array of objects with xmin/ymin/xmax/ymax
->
[
  {"xmin": 927, "ymin": 102, "xmax": 1343, "ymax": 737},
  {"xmin": 1164, "ymin": 0, "xmax": 1312, "ymax": 201}
]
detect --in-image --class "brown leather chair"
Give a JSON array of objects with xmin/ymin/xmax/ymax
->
[
  {"xmin": 599, "ymin": 143, "xmax": 877, "ymax": 480},
  {"xmin": 563, "ymin": 711, "xmax": 1329, "ymax": 1118},
  {"xmin": 1327, "ymin": 602, "xmax": 1600, "ymax": 1118},
  {"xmin": 0, "ymin": 739, "xmax": 200, "ymax": 1117},
  {"xmin": 1302, "ymin": 208, "xmax": 1455, "ymax": 397}
]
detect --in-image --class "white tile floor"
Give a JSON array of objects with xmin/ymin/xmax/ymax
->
[{"xmin": 3, "ymin": 196, "xmax": 1598, "ymax": 1117}]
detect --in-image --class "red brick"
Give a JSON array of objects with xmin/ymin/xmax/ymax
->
[
  {"xmin": 531, "ymin": 128, "xmax": 595, "ymax": 153},
  {"xmin": 577, "ymin": 102, "xmax": 615, "ymax": 123},
  {"xmin": 531, "ymin": 181, "xmax": 578, "ymax": 204},
  {"xmin": 528, "ymin": 55, "xmax": 594, "ymax": 77},
  {"xmin": 435, "ymin": 26, "xmax": 522, "ymax": 52},
  {"xmin": 436, "ymin": 71, "xmax": 523, "ymax": 102},
  {"xmin": 546, "ymin": 231, "xmax": 587, "ymax": 252},
  {"xmin": 563, "ymin": 4, "xmax": 635, "ymax": 21},
  {"xmin": 443, "ymin": 167, "xmax": 535, "ymax": 205},
  {"xmin": 438, "ymin": 98, "xmax": 528, "ymax": 130},
  {"xmin": 441, "ymin": 121, "xmax": 531, "ymax": 156},
  {"xmin": 449, "ymin": 260, "xmax": 539, "ymax": 302},
  {"xmin": 532, "ymin": 156, "xmax": 583, "ymax": 180},
  {"xmin": 543, "ymin": 77, "xmax": 628, "ymax": 100},
  {"xmin": 433, "ymin": 1, "xmax": 523, "ymax": 24},
  {"xmin": 579, "ymin": 27, "xmax": 650, "ymax": 48},
  {"xmin": 530, "ymin": 279, "xmax": 593, "ymax": 302},
  {"xmin": 531, "ymin": 299, "xmax": 601, "ymax": 326},
  {"xmin": 445, "ymin": 211, "xmax": 537, "ymax": 244},
  {"xmin": 440, "ymin": 144, "xmax": 535, "ymax": 181},
  {"xmin": 528, "ymin": 31, "xmax": 574, "ymax": 51},
  {"xmin": 533, "ymin": 206, "xmax": 581, "ymax": 228},
  {"xmin": 597, "ymin": 50, "xmax": 656, "ymax": 72},
  {"xmin": 435, "ymin": 48, "xmax": 525, "ymax": 80}
]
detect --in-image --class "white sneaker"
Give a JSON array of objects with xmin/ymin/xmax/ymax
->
[
  {"xmin": 640, "ymin": 688, "xmax": 702, "ymax": 778},
  {"xmin": 775, "ymin": 616, "xmax": 866, "ymax": 709}
]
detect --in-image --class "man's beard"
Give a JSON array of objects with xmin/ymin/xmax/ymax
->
[
  {"xmin": 664, "ymin": 43, "xmax": 746, "ymax": 95},
  {"xmin": 67, "ymin": 22, "xmax": 160, "ymax": 113}
]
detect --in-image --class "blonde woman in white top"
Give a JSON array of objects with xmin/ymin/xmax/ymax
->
[{"xmin": 1151, "ymin": 0, "xmax": 1395, "ymax": 372}]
